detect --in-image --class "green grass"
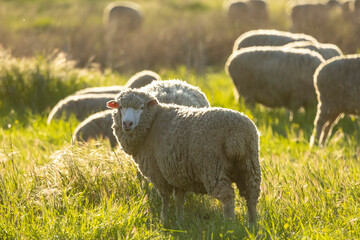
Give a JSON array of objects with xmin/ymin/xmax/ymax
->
[{"xmin": 0, "ymin": 58, "xmax": 359, "ymax": 239}]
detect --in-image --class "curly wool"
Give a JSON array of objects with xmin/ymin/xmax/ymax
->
[
  {"xmin": 310, "ymin": 54, "xmax": 360, "ymax": 147},
  {"xmin": 111, "ymin": 89, "xmax": 261, "ymax": 225},
  {"xmin": 283, "ymin": 41, "xmax": 343, "ymax": 60}
]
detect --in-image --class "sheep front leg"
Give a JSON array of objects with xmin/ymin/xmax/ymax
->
[
  {"xmin": 174, "ymin": 188, "xmax": 185, "ymax": 223},
  {"xmin": 159, "ymin": 193, "xmax": 170, "ymax": 225},
  {"xmin": 209, "ymin": 179, "xmax": 235, "ymax": 219}
]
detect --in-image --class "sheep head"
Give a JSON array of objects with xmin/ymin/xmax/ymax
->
[{"xmin": 107, "ymin": 89, "xmax": 158, "ymax": 133}]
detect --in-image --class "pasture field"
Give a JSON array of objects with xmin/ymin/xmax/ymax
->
[{"xmin": 1, "ymin": 0, "xmax": 360, "ymax": 239}]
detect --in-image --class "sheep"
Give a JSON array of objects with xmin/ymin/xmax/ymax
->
[
  {"xmin": 224, "ymin": 0, "xmax": 268, "ymax": 26},
  {"xmin": 232, "ymin": 29, "xmax": 318, "ymax": 51},
  {"xmin": 48, "ymin": 70, "xmax": 157, "ymax": 124},
  {"xmin": 75, "ymin": 70, "xmax": 160, "ymax": 95},
  {"xmin": 103, "ymin": 1, "xmax": 143, "ymax": 33},
  {"xmin": 72, "ymin": 80, "xmax": 210, "ymax": 147},
  {"xmin": 107, "ymin": 88, "xmax": 261, "ymax": 227},
  {"xmin": 310, "ymin": 55, "xmax": 360, "ymax": 147},
  {"xmin": 226, "ymin": 46, "xmax": 325, "ymax": 111},
  {"xmin": 283, "ymin": 41, "xmax": 343, "ymax": 60}
]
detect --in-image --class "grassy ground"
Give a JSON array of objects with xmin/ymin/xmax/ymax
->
[{"xmin": 0, "ymin": 0, "xmax": 360, "ymax": 239}]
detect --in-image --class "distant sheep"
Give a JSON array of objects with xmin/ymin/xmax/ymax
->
[
  {"xmin": 224, "ymin": 0, "xmax": 268, "ymax": 26},
  {"xmin": 226, "ymin": 47, "xmax": 325, "ymax": 111},
  {"xmin": 108, "ymin": 88, "xmax": 261, "ymax": 226},
  {"xmin": 75, "ymin": 70, "xmax": 160, "ymax": 95},
  {"xmin": 48, "ymin": 70, "xmax": 157, "ymax": 124},
  {"xmin": 103, "ymin": 1, "xmax": 143, "ymax": 32},
  {"xmin": 73, "ymin": 80, "xmax": 210, "ymax": 147},
  {"xmin": 283, "ymin": 41, "xmax": 343, "ymax": 60},
  {"xmin": 233, "ymin": 29, "xmax": 318, "ymax": 51},
  {"xmin": 310, "ymin": 55, "xmax": 360, "ymax": 147}
]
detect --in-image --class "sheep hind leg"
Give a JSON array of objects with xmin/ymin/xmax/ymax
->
[
  {"xmin": 311, "ymin": 110, "xmax": 340, "ymax": 147},
  {"xmin": 319, "ymin": 113, "xmax": 341, "ymax": 147},
  {"xmin": 174, "ymin": 188, "xmax": 185, "ymax": 223},
  {"xmin": 158, "ymin": 191, "xmax": 171, "ymax": 225}
]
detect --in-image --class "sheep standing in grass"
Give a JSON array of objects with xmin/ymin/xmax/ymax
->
[
  {"xmin": 103, "ymin": 1, "xmax": 143, "ymax": 33},
  {"xmin": 226, "ymin": 47, "xmax": 325, "ymax": 111},
  {"xmin": 310, "ymin": 55, "xmax": 360, "ymax": 147},
  {"xmin": 47, "ymin": 70, "xmax": 157, "ymax": 124},
  {"xmin": 75, "ymin": 70, "xmax": 160, "ymax": 95},
  {"xmin": 107, "ymin": 88, "xmax": 261, "ymax": 226},
  {"xmin": 283, "ymin": 41, "xmax": 343, "ymax": 60},
  {"xmin": 73, "ymin": 80, "xmax": 210, "ymax": 148},
  {"xmin": 233, "ymin": 29, "xmax": 318, "ymax": 51},
  {"xmin": 224, "ymin": 0, "xmax": 268, "ymax": 27}
]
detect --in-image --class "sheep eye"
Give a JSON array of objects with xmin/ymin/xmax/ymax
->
[{"xmin": 140, "ymin": 106, "xmax": 144, "ymax": 110}]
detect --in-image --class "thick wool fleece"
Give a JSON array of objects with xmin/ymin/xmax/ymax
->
[
  {"xmin": 233, "ymin": 29, "xmax": 318, "ymax": 51},
  {"xmin": 283, "ymin": 41, "xmax": 343, "ymax": 60},
  {"xmin": 310, "ymin": 55, "xmax": 360, "ymax": 147},
  {"xmin": 111, "ymin": 89, "xmax": 261, "ymax": 226},
  {"xmin": 226, "ymin": 46, "xmax": 324, "ymax": 111},
  {"xmin": 75, "ymin": 70, "xmax": 160, "ymax": 95}
]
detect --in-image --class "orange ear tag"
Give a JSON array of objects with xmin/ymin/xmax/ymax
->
[{"xmin": 107, "ymin": 100, "xmax": 119, "ymax": 109}]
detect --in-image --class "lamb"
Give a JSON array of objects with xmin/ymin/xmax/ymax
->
[
  {"xmin": 72, "ymin": 80, "xmax": 210, "ymax": 148},
  {"xmin": 103, "ymin": 1, "xmax": 143, "ymax": 33},
  {"xmin": 224, "ymin": 0, "xmax": 268, "ymax": 26},
  {"xmin": 226, "ymin": 46, "xmax": 325, "ymax": 111},
  {"xmin": 107, "ymin": 88, "xmax": 261, "ymax": 226},
  {"xmin": 47, "ymin": 70, "xmax": 157, "ymax": 124},
  {"xmin": 310, "ymin": 55, "xmax": 360, "ymax": 147},
  {"xmin": 75, "ymin": 70, "xmax": 160, "ymax": 95},
  {"xmin": 232, "ymin": 29, "xmax": 318, "ymax": 51},
  {"xmin": 283, "ymin": 41, "xmax": 343, "ymax": 60}
]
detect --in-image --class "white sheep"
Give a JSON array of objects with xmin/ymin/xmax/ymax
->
[
  {"xmin": 107, "ymin": 88, "xmax": 261, "ymax": 226},
  {"xmin": 72, "ymin": 80, "xmax": 210, "ymax": 147},
  {"xmin": 75, "ymin": 70, "xmax": 160, "ymax": 95},
  {"xmin": 283, "ymin": 41, "xmax": 343, "ymax": 60},
  {"xmin": 226, "ymin": 46, "xmax": 325, "ymax": 111},
  {"xmin": 310, "ymin": 54, "xmax": 360, "ymax": 147},
  {"xmin": 233, "ymin": 29, "xmax": 318, "ymax": 51},
  {"xmin": 103, "ymin": 1, "xmax": 143, "ymax": 33},
  {"xmin": 48, "ymin": 70, "xmax": 157, "ymax": 124}
]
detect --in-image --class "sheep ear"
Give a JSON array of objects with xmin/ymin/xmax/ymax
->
[
  {"xmin": 107, "ymin": 100, "xmax": 119, "ymax": 109},
  {"xmin": 147, "ymin": 99, "xmax": 158, "ymax": 107}
]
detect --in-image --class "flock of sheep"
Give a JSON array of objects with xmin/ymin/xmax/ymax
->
[{"xmin": 46, "ymin": 0, "xmax": 360, "ymax": 228}]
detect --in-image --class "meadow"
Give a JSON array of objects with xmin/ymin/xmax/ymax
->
[{"xmin": 1, "ymin": 0, "xmax": 360, "ymax": 239}]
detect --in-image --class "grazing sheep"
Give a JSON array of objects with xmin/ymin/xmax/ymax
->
[
  {"xmin": 233, "ymin": 29, "xmax": 318, "ymax": 51},
  {"xmin": 103, "ymin": 1, "xmax": 143, "ymax": 32},
  {"xmin": 75, "ymin": 70, "xmax": 160, "ymax": 95},
  {"xmin": 283, "ymin": 41, "xmax": 343, "ymax": 60},
  {"xmin": 224, "ymin": 0, "xmax": 268, "ymax": 26},
  {"xmin": 310, "ymin": 55, "xmax": 360, "ymax": 147},
  {"xmin": 226, "ymin": 47, "xmax": 325, "ymax": 111},
  {"xmin": 73, "ymin": 80, "xmax": 210, "ymax": 147},
  {"xmin": 107, "ymin": 88, "xmax": 261, "ymax": 226},
  {"xmin": 47, "ymin": 94, "xmax": 116, "ymax": 124}
]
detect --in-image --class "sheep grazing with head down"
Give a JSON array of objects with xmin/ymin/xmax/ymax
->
[
  {"xmin": 283, "ymin": 41, "xmax": 343, "ymax": 60},
  {"xmin": 47, "ymin": 70, "xmax": 158, "ymax": 124},
  {"xmin": 107, "ymin": 88, "xmax": 261, "ymax": 226},
  {"xmin": 233, "ymin": 29, "xmax": 318, "ymax": 51},
  {"xmin": 103, "ymin": 1, "xmax": 143, "ymax": 33},
  {"xmin": 72, "ymin": 80, "xmax": 210, "ymax": 148},
  {"xmin": 75, "ymin": 70, "xmax": 160, "ymax": 95},
  {"xmin": 226, "ymin": 46, "xmax": 325, "ymax": 111},
  {"xmin": 310, "ymin": 55, "xmax": 360, "ymax": 147}
]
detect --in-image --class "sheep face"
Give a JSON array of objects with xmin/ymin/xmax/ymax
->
[{"xmin": 107, "ymin": 90, "xmax": 158, "ymax": 133}]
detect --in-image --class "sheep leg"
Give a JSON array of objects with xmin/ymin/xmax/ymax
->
[
  {"xmin": 174, "ymin": 188, "xmax": 185, "ymax": 223},
  {"xmin": 158, "ymin": 191, "xmax": 170, "ymax": 225},
  {"xmin": 311, "ymin": 109, "xmax": 339, "ymax": 147},
  {"xmin": 319, "ymin": 113, "xmax": 341, "ymax": 147},
  {"xmin": 209, "ymin": 178, "xmax": 235, "ymax": 219}
]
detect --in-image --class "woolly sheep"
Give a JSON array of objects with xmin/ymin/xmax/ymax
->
[
  {"xmin": 72, "ymin": 80, "xmax": 210, "ymax": 147},
  {"xmin": 107, "ymin": 88, "xmax": 261, "ymax": 226},
  {"xmin": 310, "ymin": 55, "xmax": 360, "ymax": 147},
  {"xmin": 75, "ymin": 70, "xmax": 160, "ymax": 95},
  {"xmin": 224, "ymin": 0, "xmax": 268, "ymax": 25},
  {"xmin": 283, "ymin": 41, "xmax": 343, "ymax": 60},
  {"xmin": 103, "ymin": 1, "xmax": 143, "ymax": 32},
  {"xmin": 233, "ymin": 29, "xmax": 318, "ymax": 51},
  {"xmin": 226, "ymin": 47, "xmax": 325, "ymax": 110}
]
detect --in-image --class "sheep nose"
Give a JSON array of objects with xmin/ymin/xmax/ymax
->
[{"xmin": 123, "ymin": 121, "xmax": 133, "ymax": 129}]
